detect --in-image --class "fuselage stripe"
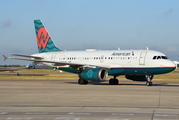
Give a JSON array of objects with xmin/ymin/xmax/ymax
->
[
  {"xmin": 111, "ymin": 66, "xmax": 176, "ymax": 69},
  {"xmin": 52, "ymin": 66, "xmax": 176, "ymax": 69}
]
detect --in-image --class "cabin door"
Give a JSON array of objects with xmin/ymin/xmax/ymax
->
[{"xmin": 139, "ymin": 52, "xmax": 147, "ymax": 65}]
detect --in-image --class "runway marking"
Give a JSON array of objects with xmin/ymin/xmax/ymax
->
[
  {"xmin": 68, "ymin": 112, "xmax": 90, "ymax": 115},
  {"xmin": 0, "ymin": 112, "xmax": 7, "ymax": 114},
  {"xmin": 25, "ymin": 113, "xmax": 48, "ymax": 115},
  {"xmin": 6, "ymin": 118, "xmax": 32, "ymax": 120},
  {"xmin": 154, "ymin": 119, "xmax": 179, "ymax": 120},
  {"xmin": 103, "ymin": 118, "xmax": 129, "ymax": 120},
  {"xmin": 112, "ymin": 113, "xmax": 134, "ymax": 116},
  {"xmin": 154, "ymin": 114, "xmax": 178, "ymax": 117},
  {"xmin": 54, "ymin": 117, "xmax": 80, "ymax": 120}
]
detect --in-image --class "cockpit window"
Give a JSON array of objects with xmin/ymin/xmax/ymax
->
[
  {"xmin": 153, "ymin": 56, "xmax": 157, "ymax": 59},
  {"xmin": 153, "ymin": 56, "xmax": 168, "ymax": 60},
  {"xmin": 157, "ymin": 56, "xmax": 161, "ymax": 59},
  {"xmin": 161, "ymin": 56, "xmax": 168, "ymax": 59}
]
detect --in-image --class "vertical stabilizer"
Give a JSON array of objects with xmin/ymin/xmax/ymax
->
[{"xmin": 34, "ymin": 20, "xmax": 61, "ymax": 53}]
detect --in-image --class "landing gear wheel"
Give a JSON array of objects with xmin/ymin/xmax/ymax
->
[
  {"xmin": 146, "ymin": 82, "xmax": 153, "ymax": 86},
  {"xmin": 78, "ymin": 79, "xmax": 88, "ymax": 85},
  {"xmin": 145, "ymin": 75, "xmax": 154, "ymax": 86},
  {"xmin": 109, "ymin": 79, "xmax": 119, "ymax": 85}
]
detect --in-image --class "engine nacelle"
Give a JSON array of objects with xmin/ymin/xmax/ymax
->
[
  {"xmin": 79, "ymin": 68, "xmax": 108, "ymax": 81},
  {"xmin": 125, "ymin": 75, "xmax": 154, "ymax": 81}
]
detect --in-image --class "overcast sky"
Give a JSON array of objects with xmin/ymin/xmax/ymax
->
[{"xmin": 0, "ymin": 0, "xmax": 179, "ymax": 65}]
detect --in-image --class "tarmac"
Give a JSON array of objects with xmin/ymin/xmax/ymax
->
[{"xmin": 0, "ymin": 78, "xmax": 179, "ymax": 120}]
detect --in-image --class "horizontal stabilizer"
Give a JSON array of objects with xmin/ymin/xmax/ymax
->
[
  {"xmin": 9, "ymin": 54, "xmax": 42, "ymax": 59},
  {"xmin": 3, "ymin": 55, "xmax": 7, "ymax": 61}
]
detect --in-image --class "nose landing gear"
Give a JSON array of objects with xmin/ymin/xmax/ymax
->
[{"xmin": 145, "ymin": 75, "xmax": 153, "ymax": 86}]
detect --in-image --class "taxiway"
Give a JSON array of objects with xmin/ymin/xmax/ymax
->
[{"xmin": 0, "ymin": 78, "xmax": 179, "ymax": 120}]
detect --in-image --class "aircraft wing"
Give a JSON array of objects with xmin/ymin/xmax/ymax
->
[{"xmin": 7, "ymin": 56, "xmax": 111, "ymax": 69}]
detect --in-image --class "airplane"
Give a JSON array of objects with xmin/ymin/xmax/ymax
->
[
  {"xmin": 3, "ymin": 20, "xmax": 176, "ymax": 86},
  {"xmin": 26, "ymin": 63, "xmax": 35, "ymax": 69}
]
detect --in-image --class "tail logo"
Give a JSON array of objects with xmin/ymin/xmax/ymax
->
[{"xmin": 36, "ymin": 27, "xmax": 50, "ymax": 50}]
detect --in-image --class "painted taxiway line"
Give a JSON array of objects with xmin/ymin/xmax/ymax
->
[
  {"xmin": 112, "ymin": 113, "xmax": 134, "ymax": 116},
  {"xmin": 68, "ymin": 112, "xmax": 91, "ymax": 115},
  {"xmin": 103, "ymin": 118, "xmax": 129, "ymax": 120},
  {"xmin": 54, "ymin": 118, "xmax": 80, "ymax": 120},
  {"xmin": 6, "ymin": 118, "xmax": 32, "ymax": 120},
  {"xmin": 0, "ymin": 112, "xmax": 7, "ymax": 114},
  {"xmin": 154, "ymin": 114, "xmax": 178, "ymax": 117},
  {"xmin": 25, "ymin": 113, "xmax": 48, "ymax": 115}
]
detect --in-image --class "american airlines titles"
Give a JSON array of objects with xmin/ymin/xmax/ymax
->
[{"xmin": 111, "ymin": 52, "xmax": 131, "ymax": 56}]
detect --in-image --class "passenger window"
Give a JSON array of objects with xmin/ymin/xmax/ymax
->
[
  {"xmin": 153, "ymin": 56, "xmax": 157, "ymax": 60},
  {"xmin": 157, "ymin": 56, "xmax": 161, "ymax": 59}
]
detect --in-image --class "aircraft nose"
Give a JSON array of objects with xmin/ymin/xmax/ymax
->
[
  {"xmin": 166, "ymin": 60, "xmax": 176, "ymax": 71},
  {"xmin": 170, "ymin": 61, "xmax": 176, "ymax": 68}
]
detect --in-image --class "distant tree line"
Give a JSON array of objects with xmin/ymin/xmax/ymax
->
[
  {"xmin": 0, "ymin": 64, "xmax": 51, "ymax": 68},
  {"xmin": 0, "ymin": 65, "xmax": 24, "ymax": 67}
]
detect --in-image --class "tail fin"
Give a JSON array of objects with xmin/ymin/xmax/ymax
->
[{"xmin": 34, "ymin": 20, "xmax": 61, "ymax": 53}]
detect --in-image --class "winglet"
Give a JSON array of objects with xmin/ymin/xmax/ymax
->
[{"xmin": 3, "ymin": 55, "xmax": 7, "ymax": 61}]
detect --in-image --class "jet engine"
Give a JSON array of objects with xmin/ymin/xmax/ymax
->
[
  {"xmin": 79, "ymin": 68, "xmax": 108, "ymax": 81},
  {"xmin": 125, "ymin": 75, "xmax": 153, "ymax": 81}
]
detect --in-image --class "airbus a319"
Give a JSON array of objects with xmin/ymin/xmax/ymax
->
[{"xmin": 4, "ymin": 20, "xmax": 176, "ymax": 86}]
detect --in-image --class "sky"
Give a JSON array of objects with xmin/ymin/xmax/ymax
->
[{"xmin": 0, "ymin": 0, "xmax": 179, "ymax": 65}]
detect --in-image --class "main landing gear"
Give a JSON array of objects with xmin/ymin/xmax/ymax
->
[
  {"xmin": 145, "ymin": 75, "xmax": 153, "ymax": 86},
  {"xmin": 109, "ymin": 76, "xmax": 119, "ymax": 85},
  {"xmin": 78, "ymin": 79, "xmax": 88, "ymax": 85}
]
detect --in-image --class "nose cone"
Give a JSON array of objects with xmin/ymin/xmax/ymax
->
[
  {"xmin": 165, "ymin": 60, "xmax": 176, "ymax": 72},
  {"xmin": 169, "ymin": 60, "xmax": 176, "ymax": 68}
]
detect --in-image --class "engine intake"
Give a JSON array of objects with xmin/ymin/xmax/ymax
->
[{"xmin": 79, "ymin": 68, "xmax": 108, "ymax": 81}]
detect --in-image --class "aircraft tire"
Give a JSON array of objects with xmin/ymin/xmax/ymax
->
[
  {"xmin": 146, "ymin": 82, "xmax": 153, "ymax": 86},
  {"xmin": 109, "ymin": 79, "xmax": 118, "ymax": 85},
  {"xmin": 78, "ymin": 79, "xmax": 88, "ymax": 85}
]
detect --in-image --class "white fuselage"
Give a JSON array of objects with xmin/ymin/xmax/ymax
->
[{"xmin": 32, "ymin": 49, "xmax": 176, "ymax": 75}]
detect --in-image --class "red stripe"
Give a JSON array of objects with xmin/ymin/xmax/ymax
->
[
  {"xmin": 52, "ymin": 66, "xmax": 176, "ymax": 69},
  {"xmin": 52, "ymin": 66, "xmax": 71, "ymax": 68},
  {"xmin": 111, "ymin": 66, "xmax": 176, "ymax": 69}
]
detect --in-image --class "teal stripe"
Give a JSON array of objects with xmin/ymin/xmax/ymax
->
[{"xmin": 58, "ymin": 67, "xmax": 175, "ymax": 76}]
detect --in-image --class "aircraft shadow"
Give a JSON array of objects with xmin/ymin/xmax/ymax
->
[{"xmin": 65, "ymin": 82, "xmax": 179, "ymax": 87}]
